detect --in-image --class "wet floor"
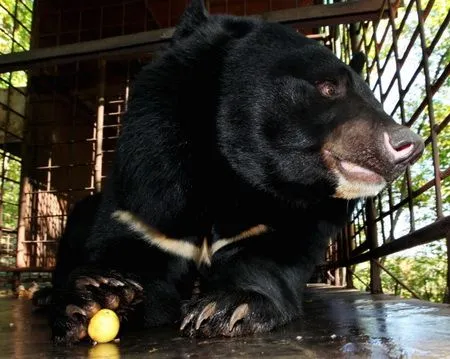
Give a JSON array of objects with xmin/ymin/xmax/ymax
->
[{"xmin": 1, "ymin": 284, "xmax": 450, "ymax": 358}]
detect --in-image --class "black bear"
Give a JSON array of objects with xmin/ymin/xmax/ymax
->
[{"xmin": 47, "ymin": 0, "xmax": 424, "ymax": 344}]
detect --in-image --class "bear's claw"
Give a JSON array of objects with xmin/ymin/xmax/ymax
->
[
  {"xmin": 51, "ymin": 270, "xmax": 144, "ymax": 345},
  {"xmin": 229, "ymin": 303, "xmax": 249, "ymax": 331},
  {"xmin": 180, "ymin": 291, "xmax": 279, "ymax": 338},
  {"xmin": 75, "ymin": 276, "xmax": 100, "ymax": 288},
  {"xmin": 195, "ymin": 302, "xmax": 217, "ymax": 330},
  {"xmin": 180, "ymin": 312, "xmax": 196, "ymax": 331},
  {"xmin": 65, "ymin": 304, "xmax": 87, "ymax": 317}
]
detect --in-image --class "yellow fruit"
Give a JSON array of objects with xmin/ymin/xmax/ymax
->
[
  {"xmin": 87, "ymin": 309, "xmax": 120, "ymax": 343},
  {"xmin": 88, "ymin": 343, "xmax": 120, "ymax": 359}
]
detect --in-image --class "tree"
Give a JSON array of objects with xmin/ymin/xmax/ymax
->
[
  {"xmin": 353, "ymin": 241, "xmax": 447, "ymax": 303},
  {"xmin": 0, "ymin": 0, "xmax": 33, "ymax": 87}
]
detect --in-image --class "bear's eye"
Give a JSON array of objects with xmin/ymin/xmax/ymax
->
[{"xmin": 316, "ymin": 81, "xmax": 338, "ymax": 98}]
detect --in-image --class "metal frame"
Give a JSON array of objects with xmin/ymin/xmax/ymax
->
[
  {"xmin": 325, "ymin": 0, "xmax": 449, "ymax": 302},
  {"xmin": 0, "ymin": 0, "xmax": 33, "ymax": 273},
  {"xmin": 0, "ymin": 0, "xmax": 448, "ymax": 302},
  {"xmin": 0, "ymin": 0, "xmax": 388, "ymax": 72}
]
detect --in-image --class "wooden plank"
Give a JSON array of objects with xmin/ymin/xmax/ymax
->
[
  {"xmin": 329, "ymin": 215, "xmax": 450, "ymax": 268},
  {"xmin": 261, "ymin": 0, "xmax": 385, "ymax": 24},
  {"xmin": 365, "ymin": 198, "xmax": 382, "ymax": 293},
  {"xmin": 0, "ymin": 28, "xmax": 176, "ymax": 72},
  {"xmin": 0, "ymin": 0, "xmax": 387, "ymax": 72},
  {"xmin": 0, "ymin": 266, "xmax": 53, "ymax": 272},
  {"xmin": 351, "ymin": 239, "xmax": 369, "ymax": 257}
]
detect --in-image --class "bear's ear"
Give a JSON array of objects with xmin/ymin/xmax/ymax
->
[
  {"xmin": 349, "ymin": 51, "xmax": 366, "ymax": 76},
  {"xmin": 172, "ymin": 0, "xmax": 208, "ymax": 42}
]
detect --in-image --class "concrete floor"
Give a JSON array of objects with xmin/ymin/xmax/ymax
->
[{"xmin": 1, "ymin": 284, "xmax": 450, "ymax": 358}]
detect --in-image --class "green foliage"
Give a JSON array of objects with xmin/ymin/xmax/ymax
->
[
  {"xmin": 0, "ymin": 150, "xmax": 21, "ymax": 229},
  {"xmin": 0, "ymin": 0, "xmax": 33, "ymax": 88},
  {"xmin": 1, "ymin": 0, "xmax": 32, "ymax": 233},
  {"xmin": 353, "ymin": 240, "xmax": 448, "ymax": 303}
]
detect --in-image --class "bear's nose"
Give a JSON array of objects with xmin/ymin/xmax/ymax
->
[{"xmin": 384, "ymin": 129, "xmax": 424, "ymax": 165}]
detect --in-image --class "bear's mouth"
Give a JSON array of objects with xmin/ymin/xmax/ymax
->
[
  {"xmin": 323, "ymin": 150, "xmax": 385, "ymax": 184},
  {"xmin": 336, "ymin": 158, "xmax": 385, "ymax": 184}
]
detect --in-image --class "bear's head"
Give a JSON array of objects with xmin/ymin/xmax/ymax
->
[{"xmin": 170, "ymin": 0, "xmax": 424, "ymax": 205}]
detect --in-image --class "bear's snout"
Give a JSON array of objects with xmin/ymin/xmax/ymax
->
[
  {"xmin": 322, "ymin": 118, "xmax": 424, "ymax": 200},
  {"xmin": 383, "ymin": 128, "xmax": 424, "ymax": 166}
]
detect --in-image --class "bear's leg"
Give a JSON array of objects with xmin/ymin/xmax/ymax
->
[
  {"xmin": 49, "ymin": 206, "xmax": 202, "ymax": 344},
  {"xmin": 51, "ymin": 260, "xmax": 195, "ymax": 345},
  {"xmin": 180, "ymin": 231, "xmax": 324, "ymax": 337}
]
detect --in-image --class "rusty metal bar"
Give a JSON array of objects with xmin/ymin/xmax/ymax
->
[
  {"xmin": 415, "ymin": 0, "xmax": 442, "ymax": 218},
  {"xmin": 406, "ymin": 62, "xmax": 450, "ymax": 127},
  {"xmin": 425, "ymin": 113, "xmax": 449, "ymax": 146},
  {"xmin": 373, "ymin": 167, "xmax": 450, "ymax": 222},
  {"xmin": 0, "ymin": 0, "xmax": 447, "ymax": 286},
  {"xmin": 328, "ymin": 0, "xmax": 449, "ymax": 295},
  {"xmin": 389, "ymin": 0, "xmax": 415, "ymax": 228}
]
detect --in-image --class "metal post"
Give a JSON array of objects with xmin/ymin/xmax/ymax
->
[
  {"xmin": 94, "ymin": 59, "xmax": 106, "ymax": 193},
  {"xmin": 345, "ymin": 222, "xmax": 355, "ymax": 289},
  {"xmin": 366, "ymin": 198, "xmax": 382, "ymax": 293},
  {"xmin": 338, "ymin": 231, "xmax": 345, "ymax": 286},
  {"xmin": 16, "ymin": 89, "xmax": 33, "ymax": 269},
  {"xmin": 445, "ymin": 234, "xmax": 450, "ymax": 304},
  {"xmin": 334, "ymin": 234, "xmax": 341, "ymax": 286}
]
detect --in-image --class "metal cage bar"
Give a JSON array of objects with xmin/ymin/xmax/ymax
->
[
  {"xmin": 0, "ymin": 0, "xmax": 33, "ymax": 274},
  {"xmin": 0, "ymin": 0, "xmax": 448, "ymax": 302},
  {"xmin": 326, "ymin": 0, "xmax": 449, "ymax": 302}
]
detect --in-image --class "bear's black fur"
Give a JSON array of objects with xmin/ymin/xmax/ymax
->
[{"xmin": 47, "ymin": 0, "xmax": 424, "ymax": 344}]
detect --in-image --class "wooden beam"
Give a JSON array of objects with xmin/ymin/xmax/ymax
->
[
  {"xmin": 351, "ymin": 238, "xmax": 369, "ymax": 257},
  {"xmin": 0, "ymin": 266, "xmax": 53, "ymax": 272},
  {"xmin": 366, "ymin": 198, "xmax": 382, "ymax": 294},
  {"xmin": 329, "ymin": 215, "xmax": 450, "ymax": 268},
  {"xmin": 0, "ymin": 28, "xmax": 176, "ymax": 73},
  {"xmin": 0, "ymin": 0, "xmax": 387, "ymax": 73},
  {"xmin": 261, "ymin": 0, "xmax": 385, "ymax": 25}
]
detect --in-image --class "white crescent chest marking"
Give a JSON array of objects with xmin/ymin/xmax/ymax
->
[{"xmin": 111, "ymin": 210, "xmax": 268, "ymax": 267}]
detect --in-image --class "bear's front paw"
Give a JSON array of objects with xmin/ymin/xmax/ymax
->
[
  {"xmin": 180, "ymin": 291, "xmax": 286, "ymax": 338},
  {"xmin": 51, "ymin": 270, "xmax": 143, "ymax": 345}
]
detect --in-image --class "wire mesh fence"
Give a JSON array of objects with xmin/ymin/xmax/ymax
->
[
  {"xmin": 0, "ymin": 0, "xmax": 448, "ymax": 300},
  {"xmin": 0, "ymin": 0, "xmax": 33, "ymax": 271},
  {"xmin": 325, "ymin": 0, "xmax": 449, "ymax": 302}
]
